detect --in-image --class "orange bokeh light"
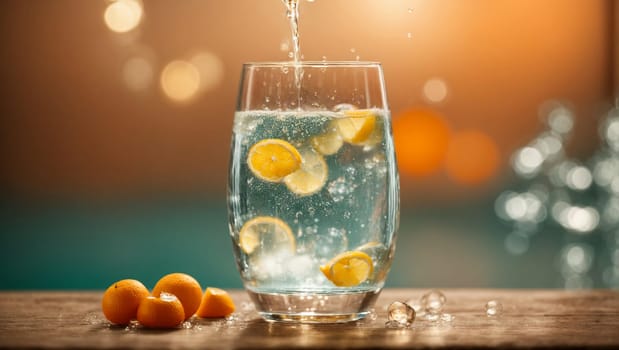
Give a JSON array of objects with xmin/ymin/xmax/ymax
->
[
  {"xmin": 393, "ymin": 108, "xmax": 451, "ymax": 177},
  {"xmin": 444, "ymin": 129, "xmax": 500, "ymax": 185}
]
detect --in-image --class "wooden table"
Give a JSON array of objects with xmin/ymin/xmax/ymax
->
[{"xmin": 1, "ymin": 289, "xmax": 618, "ymax": 349}]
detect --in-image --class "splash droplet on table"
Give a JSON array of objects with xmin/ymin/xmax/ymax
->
[{"xmin": 485, "ymin": 300, "xmax": 503, "ymax": 317}]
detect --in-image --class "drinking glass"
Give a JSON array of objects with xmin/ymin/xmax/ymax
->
[{"xmin": 228, "ymin": 61, "xmax": 399, "ymax": 323}]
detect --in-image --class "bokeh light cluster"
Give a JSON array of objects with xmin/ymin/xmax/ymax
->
[
  {"xmin": 496, "ymin": 101, "xmax": 619, "ymax": 289},
  {"xmin": 103, "ymin": 0, "xmax": 224, "ymax": 103},
  {"xmin": 393, "ymin": 104, "xmax": 500, "ymax": 186}
]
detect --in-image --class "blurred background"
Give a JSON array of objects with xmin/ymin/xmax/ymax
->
[{"xmin": 1, "ymin": 0, "xmax": 618, "ymax": 290}]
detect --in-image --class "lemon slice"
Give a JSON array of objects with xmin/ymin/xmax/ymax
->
[
  {"xmin": 239, "ymin": 216, "xmax": 296, "ymax": 255},
  {"xmin": 247, "ymin": 139, "xmax": 302, "ymax": 182},
  {"xmin": 311, "ymin": 122, "xmax": 343, "ymax": 155},
  {"xmin": 320, "ymin": 250, "xmax": 374, "ymax": 287},
  {"xmin": 284, "ymin": 149, "xmax": 328, "ymax": 196},
  {"xmin": 336, "ymin": 110, "xmax": 377, "ymax": 144}
]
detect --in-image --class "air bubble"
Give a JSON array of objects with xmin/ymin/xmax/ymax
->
[
  {"xmin": 333, "ymin": 103, "xmax": 356, "ymax": 112},
  {"xmin": 328, "ymin": 177, "xmax": 353, "ymax": 202}
]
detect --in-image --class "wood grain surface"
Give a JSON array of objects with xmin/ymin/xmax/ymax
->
[{"xmin": 1, "ymin": 289, "xmax": 618, "ymax": 349}]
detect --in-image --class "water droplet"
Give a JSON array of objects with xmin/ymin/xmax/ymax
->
[
  {"xmin": 440, "ymin": 313, "xmax": 455, "ymax": 323},
  {"xmin": 407, "ymin": 7, "xmax": 414, "ymax": 13},
  {"xmin": 82, "ymin": 312, "xmax": 102, "ymax": 325},
  {"xmin": 420, "ymin": 290, "xmax": 446, "ymax": 314},
  {"xmin": 368, "ymin": 308, "xmax": 378, "ymax": 321},
  {"xmin": 407, "ymin": 32, "xmax": 412, "ymax": 39},
  {"xmin": 388, "ymin": 301, "xmax": 415, "ymax": 325},
  {"xmin": 240, "ymin": 301, "xmax": 255, "ymax": 312},
  {"xmin": 123, "ymin": 320, "xmax": 139, "ymax": 331},
  {"xmin": 424, "ymin": 313, "xmax": 440, "ymax": 322},
  {"xmin": 485, "ymin": 300, "xmax": 503, "ymax": 317},
  {"xmin": 404, "ymin": 298, "xmax": 425, "ymax": 317},
  {"xmin": 385, "ymin": 320, "xmax": 407, "ymax": 328}
]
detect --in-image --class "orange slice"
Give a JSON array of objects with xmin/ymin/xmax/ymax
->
[
  {"xmin": 247, "ymin": 139, "xmax": 302, "ymax": 182},
  {"xmin": 239, "ymin": 216, "xmax": 296, "ymax": 255},
  {"xmin": 336, "ymin": 110, "xmax": 377, "ymax": 144},
  {"xmin": 311, "ymin": 122, "xmax": 343, "ymax": 155},
  {"xmin": 196, "ymin": 287, "xmax": 236, "ymax": 318},
  {"xmin": 320, "ymin": 251, "xmax": 374, "ymax": 287},
  {"xmin": 284, "ymin": 148, "xmax": 328, "ymax": 196}
]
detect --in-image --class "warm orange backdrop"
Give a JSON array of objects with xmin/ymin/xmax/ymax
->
[{"xmin": 0, "ymin": 0, "xmax": 614, "ymax": 204}]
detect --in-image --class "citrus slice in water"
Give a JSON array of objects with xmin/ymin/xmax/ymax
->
[
  {"xmin": 336, "ymin": 110, "xmax": 377, "ymax": 144},
  {"xmin": 355, "ymin": 241, "xmax": 383, "ymax": 251},
  {"xmin": 284, "ymin": 148, "xmax": 328, "ymax": 196},
  {"xmin": 239, "ymin": 216, "xmax": 296, "ymax": 255},
  {"xmin": 311, "ymin": 122, "xmax": 343, "ymax": 156},
  {"xmin": 320, "ymin": 250, "xmax": 374, "ymax": 287},
  {"xmin": 247, "ymin": 139, "xmax": 302, "ymax": 182}
]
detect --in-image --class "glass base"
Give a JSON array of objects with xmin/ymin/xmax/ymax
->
[{"xmin": 246, "ymin": 289, "xmax": 381, "ymax": 323}]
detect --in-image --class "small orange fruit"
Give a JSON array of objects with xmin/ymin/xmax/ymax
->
[
  {"xmin": 101, "ymin": 279, "xmax": 150, "ymax": 325},
  {"xmin": 196, "ymin": 287, "xmax": 236, "ymax": 318},
  {"xmin": 137, "ymin": 293, "xmax": 185, "ymax": 329},
  {"xmin": 152, "ymin": 273, "xmax": 203, "ymax": 319}
]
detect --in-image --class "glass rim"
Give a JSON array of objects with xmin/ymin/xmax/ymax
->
[{"xmin": 243, "ymin": 61, "xmax": 382, "ymax": 68}]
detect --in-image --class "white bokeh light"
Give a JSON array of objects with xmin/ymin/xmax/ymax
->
[
  {"xmin": 532, "ymin": 133, "xmax": 563, "ymax": 160},
  {"xmin": 504, "ymin": 231, "xmax": 529, "ymax": 255},
  {"xmin": 122, "ymin": 56, "xmax": 153, "ymax": 92},
  {"xmin": 498, "ymin": 191, "xmax": 546, "ymax": 223},
  {"xmin": 562, "ymin": 244, "xmax": 594, "ymax": 275},
  {"xmin": 593, "ymin": 157, "xmax": 619, "ymax": 187},
  {"xmin": 160, "ymin": 60, "xmax": 201, "ymax": 102},
  {"xmin": 566, "ymin": 166, "xmax": 592, "ymax": 191},
  {"xmin": 602, "ymin": 109, "xmax": 619, "ymax": 151},
  {"xmin": 557, "ymin": 205, "xmax": 600, "ymax": 233},
  {"xmin": 104, "ymin": 0, "xmax": 143, "ymax": 33},
  {"xmin": 513, "ymin": 147, "xmax": 544, "ymax": 177},
  {"xmin": 191, "ymin": 52, "xmax": 225, "ymax": 93},
  {"xmin": 547, "ymin": 105, "xmax": 574, "ymax": 135},
  {"xmin": 422, "ymin": 78, "xmax": 448, "ymax": 103}
]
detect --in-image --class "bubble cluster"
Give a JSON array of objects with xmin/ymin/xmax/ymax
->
[{"xmin": 496, "ymin": 102, "xmax": 619, "ymax": 288}]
